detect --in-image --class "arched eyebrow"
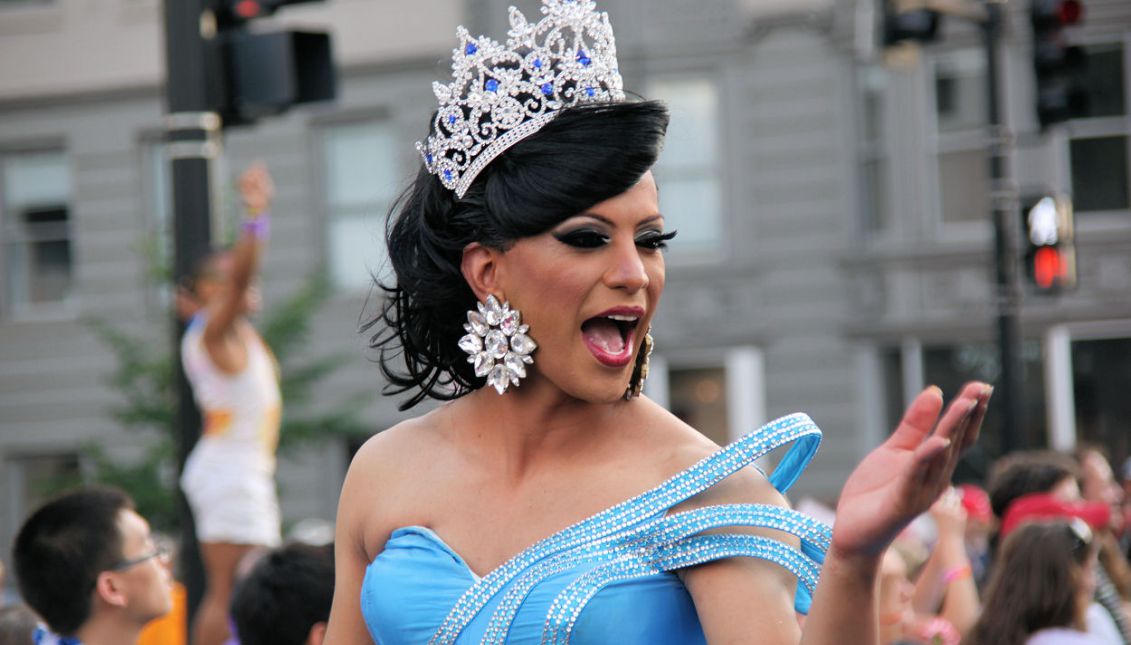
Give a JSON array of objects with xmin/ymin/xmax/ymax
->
[{"xmin": 571, "ymin": 213, "xmax": 665, "ymax": 227}]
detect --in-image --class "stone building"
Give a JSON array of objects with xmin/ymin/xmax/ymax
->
[{"xmin": 1, "ymin": 0, "xmax": 1128, "ymax": 581}]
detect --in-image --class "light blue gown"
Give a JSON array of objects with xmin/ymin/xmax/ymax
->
[{"xmin": 360, "ymin": 413, "xmax": 831, "ymax": 644}]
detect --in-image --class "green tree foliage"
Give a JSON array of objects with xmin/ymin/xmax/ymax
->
[{"xmin": 80, "ymin": 273, "xmax": 369, "ymax": 532}]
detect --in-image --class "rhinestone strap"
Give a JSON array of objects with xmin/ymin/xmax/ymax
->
[
  {"xmin": 540, "ymin": 534, "xmax": 821, "ymax": 644},
  {"xmin": 480, "ymin": 503, "xmax": 832, "ymax": 643},
  {"xmin": 429, "ymin": 413, "xmax": 823, "ymax": 644}
]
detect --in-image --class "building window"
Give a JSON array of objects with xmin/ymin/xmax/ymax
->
[
  {"xmin": 922, "ymin": 341, "xmax": 1047, "ymax": 458},
  {"xmin": 1069, "ymin": 41, "xmax": 1128, "ymax": 214},
  {"xmin": 647, "ymin": 77, "xmax": 723, "ymax": 255},
  {"xmin": 322, "ymin": 121, "xmax": 399, "ymax": 291},
  {"xmin": 858, "ymin": 65, "xmax": 891, "ymax": 232},
  {"xmin": 668, "ymin": 366, "xmax": 729, "ymax": 446},
  {"xmin": 4, "ymin": 453, "xmax": 81, "ymax": 550},
  {"xmin": 879, "ymin": 346, "xmax": 905, "ymax": 432},
  {"xmin": 934, "ymin": 49, "xmax": 986, "ymax": 134},
  {"xmin": 1071, "ymin": 337, "xmax": 1131, "ymax": 467},
  {"xmin": 937, "ymin": 146, "xmax": 989, "ymax": 224},
  {"xmin": 141, "ymin": 140, "xmax": 173, "ymax": 312},
  {"xmin": 932, "ymin": 49, "xmax": 989, "ymax": 225},
  {"xmin": 1081, "ymin": 42, "xmax": 1126, "ymax": 119},
  {"xmin": 1070, "ymin": 136, "xmax": 1129, "ymax": 212},
  {"xmin": 1, "ymin": 150, "xmax": 72, "ymax": 315}
]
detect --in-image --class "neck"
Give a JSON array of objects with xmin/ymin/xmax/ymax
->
[
  {"xmin": 451, "ymin": 380, "xmax": 639, "ymax": 482},
  {"xmin": 75, "ymin": 613, "xmax": 143, "ymax": 645}
]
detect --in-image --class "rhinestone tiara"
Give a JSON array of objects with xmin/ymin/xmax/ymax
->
[{"xmin": 416, "ymin": 0, "xmax": 625, "ymax": 198}]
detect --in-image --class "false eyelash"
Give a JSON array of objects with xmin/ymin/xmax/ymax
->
[
  {"xmin": 636, "ymin": 230, "xmax": 678, "ymax": 250},
  {"xmin": 553, "ymin": 229, "xmax": 609, "ymax": 249}
]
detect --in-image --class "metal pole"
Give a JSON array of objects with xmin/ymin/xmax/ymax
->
[
  {"xmin": 162, "ymin": 0, "xmax": 219, "ymax": 627},
  {"xmin": 984, "ymin": 1, "xmax": 1026, "ymax": 452}
]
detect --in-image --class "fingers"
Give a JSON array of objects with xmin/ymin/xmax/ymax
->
[
  {"xmin": 962, "ymin": 384, "xmax": 993, "ymax": 452},
  {"xmin": 888, "ymin": 385, "xmax": 944, "ymax": 451},
  {"xmin": 932, "ymin": 382, "xmax": 982, "ymax": 444},
  {"xmin": 912, "ymin": 381, "xmax": 993, "ymax": 503}
]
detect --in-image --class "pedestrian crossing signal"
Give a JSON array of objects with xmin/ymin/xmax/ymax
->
[{"xmin": 1022, "ymin": 194, "xmax": 1077, "ymax": 293}]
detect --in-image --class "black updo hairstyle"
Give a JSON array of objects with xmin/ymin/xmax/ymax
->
[{"xmin": 365, "ymin": 99, "xmax": 670, "ymax": 410}]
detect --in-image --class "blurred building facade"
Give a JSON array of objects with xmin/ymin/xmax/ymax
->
[{"xmin": 0, "ymin": 0, "xmax": 1129, "ymax": 576}]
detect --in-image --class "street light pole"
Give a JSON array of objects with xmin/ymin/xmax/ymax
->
[
  {"xmin": 983, "ymin": 0, "xmax": 1027, "ymax": 452},
  {"xmin": 162, "ymin": 0, "xmax": 220, "ymax": 622}
]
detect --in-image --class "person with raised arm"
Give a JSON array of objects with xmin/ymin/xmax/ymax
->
[{"xmin": 179, "ymin": 164, "xmax": 282, "ymax": 645}]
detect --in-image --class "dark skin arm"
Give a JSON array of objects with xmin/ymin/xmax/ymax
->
[{"xmin": 202, "ymin": 163, "xmax": 273, "ymax": 374}]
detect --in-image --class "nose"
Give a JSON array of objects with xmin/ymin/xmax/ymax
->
[{"xmin": 603, "ymin": 237, "xmax": 649, "ymax": 293}]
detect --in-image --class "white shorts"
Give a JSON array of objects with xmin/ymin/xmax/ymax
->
[{"xmin": 180, "ymin": 454, "xmax": 281, "ymax": 547}]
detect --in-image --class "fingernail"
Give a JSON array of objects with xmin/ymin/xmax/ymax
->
[
  {"xmin": 927, "ymin": 385, "xmax": 943, "ymax": 398},
  {"xmin": 982, "ymin": 385, "xmax": 995, "ymax": 399},
  {"xmin": 940, "ymin": 437, "xmax": 953, "ymax": 449}
]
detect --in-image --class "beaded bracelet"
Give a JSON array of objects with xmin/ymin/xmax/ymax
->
[
  {"xmin": 942, "ymin": 564, "xmax": 972, "ymax": 585},
  {"xmin": 241, "ymin": 213, "xmax": 270, "ymax": 241}
]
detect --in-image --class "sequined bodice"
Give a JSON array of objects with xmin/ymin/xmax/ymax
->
[{"xmin": 360, "ymin": 413, "xmax": 831, "ymax": 645}]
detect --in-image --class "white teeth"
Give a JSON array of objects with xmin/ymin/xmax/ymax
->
[{"xmin": 605, "ymin": 314, "xmax": 639, "ymax": 322}]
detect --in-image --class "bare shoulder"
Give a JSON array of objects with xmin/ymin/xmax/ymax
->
[
  {"xmin": 347, "ymin": 413, "xmax": 440, "ymax": 479},
  {"xmin": 338, "ymin": 410, "xmax": 448, "ymax": 559}
]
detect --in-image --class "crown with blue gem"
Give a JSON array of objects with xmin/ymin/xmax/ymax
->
[{"xmin": 416, "ymin": 0, "xmax": 625, "ymax": 198}]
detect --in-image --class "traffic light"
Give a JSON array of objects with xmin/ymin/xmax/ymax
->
[
  {"xmin": 204, "ymin": 0, "xmax": 336, "ymax": 128},
  {"xmin": 1022, "ymin": 194, "xmax": 1077, "ymax": 292},
  {"xmin": 882, "ymin": 0, "xmax": 941, "ymax": 47},
  {"xmin": 1031, "ymin": 0, "xmax": 1088, "ymax": 128}
]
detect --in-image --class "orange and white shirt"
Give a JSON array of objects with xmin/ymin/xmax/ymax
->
[{"xmin": 180, "ymin": 313, "xmax": 281, "ymax": 478}]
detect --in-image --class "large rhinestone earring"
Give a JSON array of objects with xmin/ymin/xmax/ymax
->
[
  {"xmin": 624, "ymin": 327, "xmax": 654, "ymax": 400},
  {"xmin": 458, "ymin": 295, "xmax": 537, "ymax": 395}
]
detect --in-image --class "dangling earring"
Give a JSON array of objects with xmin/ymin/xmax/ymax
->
[
  {"xmin": 458, "ymin": 295, "xmax": 537, "ymax": 395},
  {"xmin": 624, "ymin": 327, "xmax": 654, "ymax": 400}
]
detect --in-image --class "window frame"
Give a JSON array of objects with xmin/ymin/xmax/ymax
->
[
  {"xmin": 1063, "ymin": 35, "xmax": 1131, "ymax": 222},
  {"xmin": 137, "ymin": 133, "xmax": 174, "ymax": 318},
  {"xmin": 314, "ymin": 110, "xmax": 403, "ymax": 294},
  {"xmin": 855, "ymin": 63, "xmax": 894, "ymax": 238},
  {"xmin": 926, "ymin": 46, "xmax": 994, "ymax": 237},
  {"xmin": 0, "ymin": 143, "xmax": 76, "ymax": 321},
  {"xmin": 643, "ymin": 70, "xmax": 729, "ymax": 266}
]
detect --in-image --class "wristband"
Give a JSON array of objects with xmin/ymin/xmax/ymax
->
[
  {"xmin": 241, "ymin": 213, "xmax": 271, "ymax": 241},
  {"xmin": 942, "ymin": 564, "xmax": 972, "ymax": 585}
]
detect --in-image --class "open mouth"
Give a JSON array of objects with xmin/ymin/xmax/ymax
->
[{"xmin": 581, "ymin": 310, "xmax": 640, "ymax": 367}]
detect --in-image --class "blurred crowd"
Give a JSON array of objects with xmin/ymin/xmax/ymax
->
[
  {"xmin": 2, "ymin": 444, "xmax": 1129, "ymax": 644},
  {"xmin": 874, "ymin": 444, "xmax": 1131, "ymax": 645}
]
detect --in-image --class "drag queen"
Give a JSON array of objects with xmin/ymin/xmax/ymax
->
[{"xmin": 325, "ymin": 2, "xmax": 992, "ymax": 643}]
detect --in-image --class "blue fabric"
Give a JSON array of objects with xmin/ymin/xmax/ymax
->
[{"xmin": 361, "ymin": 413, "xmax": 830, "ymax": 644}]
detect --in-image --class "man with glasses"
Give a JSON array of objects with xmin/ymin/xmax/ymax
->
[{"xmin": 12, "ymin": 486, "xmax": 174, "ymax": 645}]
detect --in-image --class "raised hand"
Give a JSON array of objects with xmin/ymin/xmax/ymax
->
[
  {"xmin": 238, "ymin": 162, "xmax": 275, "ymax": 215},
  {"xmin": 929, "ymin": 486, "xmax": 968, "ymax": 541},
  {"xmin": 830, "ymin": 382, "xmax": 992, "ymax": 558}
]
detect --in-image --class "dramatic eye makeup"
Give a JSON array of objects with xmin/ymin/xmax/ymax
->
[
  {"xmin": 551, "ymin": 226, "xmax": 676, "ymax": 251},
  {"xmin": 635, "ymin": 229, "xmax": 677, "ymax": 250},
  {"xmin": 553, "ymin": 229, "xmax": 609, "ymax": 249}
]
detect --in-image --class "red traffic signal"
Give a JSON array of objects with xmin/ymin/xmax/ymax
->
[
  {"xmin": 1022, "ymin": 194, "xmax": 1077, "ymax": 293},
  {"xmin": 1030, "ymin": 0, "xmax": 1088, "ymax": 128},
  {"xmin": 1031, "ymin": 0, "xmax": 1083, "ymax": 27},
  {"xmin": 233, "ymin": 0, "xmax": 262, "ymax": 19}
]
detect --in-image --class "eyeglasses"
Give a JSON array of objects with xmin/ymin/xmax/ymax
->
[{"xmin": 108, "ymin": 544, "xmax": 170, "ymax": 572}]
